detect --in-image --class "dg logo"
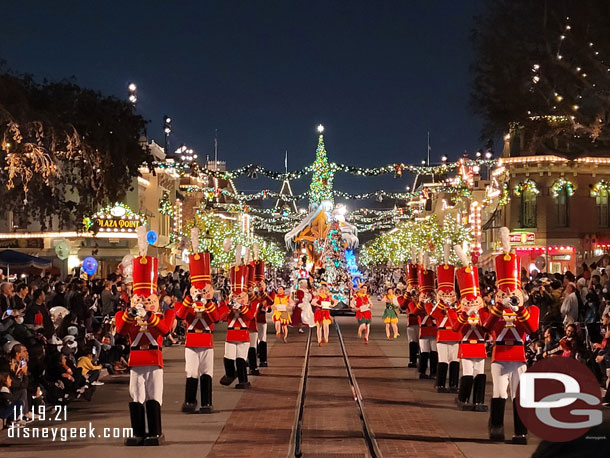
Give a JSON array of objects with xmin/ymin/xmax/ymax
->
[{"xmin": 516, "ymin": 357, "xmax": 603, "ymax": 442}]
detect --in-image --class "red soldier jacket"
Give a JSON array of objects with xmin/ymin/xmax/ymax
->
[
  {"xmin": 449, "ymin": 307, "xmax": 489, "ymax": 359},
  {"xmin": 428, "ymin": 302, "xmax": 462, "ymax": 343},
  {"xmin": 484, "ymin": 304, "xmax": 540, "ymax": 362},
  {"xmin": 218, "ymin": 301, "xmax": 257, "ymax": 342},
  {"xmin": 413, "ymin": 301, "xmax": 436, "ymax": 338},
  {"xmin": 175, "ymin": 296, "xmax": 222, "ymax": 348},
  {"xmin": 402, "ymin": 296, "xmax": 419, "ymax": 326},
  {"xmin": 116, "ymin": 309, "xmax": 176, "ymax": 368},
  {"xmin": 249, "ymin": 293, "xmax": 272, "ymax": 331}
]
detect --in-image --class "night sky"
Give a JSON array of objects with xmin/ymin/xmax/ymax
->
[{"xmin": 3, "ymin": 0, "xmax": 484, "ymax": 197}]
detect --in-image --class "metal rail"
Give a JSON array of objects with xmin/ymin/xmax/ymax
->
[
  {"xmin": 335, "ymin": 320, "xmax": 383, "ymax": 458},
  {"xmin": 287, "ymin": 326, "xmax": 312, "ymax": 458},
  {"xmin": 287, "ymin": 321, "xmax": 383, "ymax": 458}
]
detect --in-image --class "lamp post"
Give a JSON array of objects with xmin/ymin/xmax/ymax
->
[
  {"xmin": 163, "ymin": 115, "xmax": 172, "ymax": 155},
  {"xmin": 128, "ymin": 83, "xmax": 137, "ymax": 106}
]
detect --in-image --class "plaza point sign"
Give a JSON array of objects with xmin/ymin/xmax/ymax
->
[{"xmin": 84, "ymin": 203, "xmax": 146, "ymax": 234}]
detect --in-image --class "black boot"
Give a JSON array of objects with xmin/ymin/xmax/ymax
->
[
  {"xmin": 435, "ymin": 363, "xmax": 449, "ymax": 392},
  {"xmin": 143, "ymin": 400, "xmax": 164, "ymax": 446},
  {"xmin": 448, "ymin": 361, "xmax": 460, "ymax": 393},
  {"xmin": 220, "ymin": 357, "xmax": 237, "ymax": 386},
  {"xmin": 235, "ymin": 358, "xmax": 251, "ymax": 389},
  {"xmin": 259, "ymin": 341, "xmax": 268, "ymax": 367},
  {"xmin": 408, "ymin": 342, "xmax": 418, "ymax": 368},
  {"xmin": 248, "ymin": 347, "xmax": 260, "ymax": 375},
  {"xmin": 125, "ymin": 402, "xmax": 145, "ymax": 446},
  {"xmin": 199, "ymin": 374, "xmax": 213, "ymax": 414},
  {"xmin": 472, "ymin": 374, "xmax": 488, "ymax": 412},
  {"xmin": 181, "ymin": 377, "xmax": 198, "ymax": 413},
  {"xmin": 512, "ymin": 400, "xmax": 528, "ymax": 444},
  {"xmin": 488, "ymin": 397, "xmax": 506, "ymax": 442},
  {"xmin": 429, "ymin": 351, "xmax": 439, "ymax": 377},
  {"xmin": 456, "ymin": 375, "xmax": 474, "ymax": 410},
  {"xmin": 418, "ymin": 352, "xmax": 430, "ymax": 379}
]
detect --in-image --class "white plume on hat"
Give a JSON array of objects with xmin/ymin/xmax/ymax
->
[
  {"xmin": 191, "ymin": 227, "xmax": 199, "ymax": 253},
  {"xmin": 443, "ymin": 243, "xmax": 451, "ymax": 265},
  {"xmin": 137, "ymin": 225, "xmax": 148, "ymax": 257},
  {"xmin": 454, "ymin": 244, "xmax": 470, "ymax": 266},
  {"xmin": 500, "ymin": 227, "xmax": 511, "ymax": 253},
  {"xmin": 423, "ymin": 252, "xmax": 431, "ymax": 271},
  {"xmin": 410, "ymin": 248, "xmax": 417, "ymax": 263},
  {"xmin": 252, "ymin": 242, "xmax": 259, "ymax": 260},
  {"xmin": 234, "ymin": 245, "xmax": 242, "ymax": 265}
]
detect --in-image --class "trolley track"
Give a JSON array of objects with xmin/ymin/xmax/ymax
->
[{"xmin": 287, "ymin": 319, "xmax": 383, "ymax": 458}]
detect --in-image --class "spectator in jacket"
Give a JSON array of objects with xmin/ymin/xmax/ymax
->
[
  {"xmin": 100, "ymin": 280, "xmax": 118, "ymax": 317},
  {"xmin": 561, "ymin": 282, "xmax": 579, "ymax": 325},
  {"xmin": 0, "ymin": 282, "xmax": 14, "ymax": 315}
]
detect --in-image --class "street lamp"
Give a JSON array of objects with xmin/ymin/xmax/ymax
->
[
  {"xmin": 441, "ymin": 155, "xmax": 448, "ymax": 162},
  {"xmin": 128, "ymin": 83, "xmax": 137, "ymax": 105},
  {"xmin": 163, "ymin": 115, "xmax": 172, "ymax": 154}
]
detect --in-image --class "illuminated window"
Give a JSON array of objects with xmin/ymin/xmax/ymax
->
[
  {"xmin": 556, "ymin": 188, "xmax": 569, "ymax": 227},
  {"xmin": 596, "ymin": 188, "xmax": 609, "ymax": 227},
  {"xmin": 520, "ymin": 188, "xmax": 537, "ymax": 228}
]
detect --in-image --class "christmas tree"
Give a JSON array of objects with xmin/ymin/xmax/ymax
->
[
  {"xmin": 309, "ymin": 125, "xmax": 334, "ymax": 208},
  {"xmin": 319, "ymin": 222, "xmax": 350, "ymax": 299}
]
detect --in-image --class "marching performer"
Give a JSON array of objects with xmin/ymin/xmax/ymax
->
[
  {"xmin": 175, "ymin": 232, "xmax": 220, "ymax": 413},
  {"xmin": 351, "ymin": 283, "xmax": 373, "ymax": 344},
  {"xmin": 412, "ymin": 257, "xmax": 438, "ymax": 379},
  {"xmin": 293, "ymin": 273, "xmax": 315, "ymax": 333},
  {"xmin": 272, "ymin": 285, "xmax": 292, "ymax": 343},
  {"xmin": 219, "ymin": 264, "xmax": 257, "ymax": 389},
  {"xmin": 485, "ymin": 228, "xmax": 539, "ymax": 444},
  {"xmin": 116, "ymin": 227, "xmax": 175, "ymax": 446},
  {"xmin": 312, "ymin": 282, "xmax": 336, "ymax": 345},
  {"xmin": 400, "ymin": 259, "xmax": 420, "ymax": 368},
  {"xmin": 382, "ymin": 287, "xmax": 400, "ymax": 340},
  {"xmin": 449, "ymin": 246, "xmax": 489, "ymax": 412},
  {"xmin": 253, "ymin": 260, "xmax": 271, "ymax": 367},
  {"xmin": 428, "ymin": 245, "xmax": 461, "ymax": 393},
  {"xmin": 246, "ymin": 262, "xmax": 260, "ymax": 376}
]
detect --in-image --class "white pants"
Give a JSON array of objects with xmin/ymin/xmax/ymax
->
[
  {"xmin": 406, "ymin": 325, "xmax": 419, "ymax": 343},
  {"xmin": 184, "ymin": 347, "xmax": 213, "ymax": 378},
  {"xmin": 224, "ymin": 341, "xmax": 249, "ymax": 360},
  {"xmin": 437, "ymin": 342, "xmax": 459, "ymax": 363},
  {"xmin": 461, "ymin": 358, "xmax": 485, "ymax": 377},
  {"xmin": 129, "ymin": 366, "xmax": 163, "ymax": 404},
  {"xmin": 257, "ymin": 322, "xmax": 267, "ymax": 343},
  {"xmin": 491, "ymin": 361, "xmax": 526, "ymax": 399},
  {"xmin": 249, "ymin": 332, "xmax": 258, "ymax": 348},
  {"xmin": 419, "ymin": 337, "xmax": 437, "ymax": 353}
]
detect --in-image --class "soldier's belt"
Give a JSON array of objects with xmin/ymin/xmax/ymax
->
[
  {"xmin": 496, "ymin": 341, "xmax": 523, "ymax": 346},
  {"xmin": 463, "ymin": 339, "xmax": 485, "ymax": 344},
  {"xmin": 188, "ymin": 329, "xmax": 211, "ymax": 334},
  {"xmin": 131, "ymin": 345, "xmax": 159, "ymax": 350}
]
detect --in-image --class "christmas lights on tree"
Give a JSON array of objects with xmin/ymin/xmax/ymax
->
[{"xmin": 309, "ymin": 125, "xmax": 334, "ymax": 207}]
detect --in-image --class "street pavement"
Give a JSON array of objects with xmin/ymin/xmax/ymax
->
[{"xmin": 1, "ymin": 300, "xmax": 609, "ymax": 457}]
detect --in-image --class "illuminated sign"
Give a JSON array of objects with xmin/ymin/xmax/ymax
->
[
  {"xmin": 509, "ymin": 232, "xmax": 535, "ymax": 245},
  {"xmin": 84, "ymin": 203, "xmax": 146, "ymax": 233}
]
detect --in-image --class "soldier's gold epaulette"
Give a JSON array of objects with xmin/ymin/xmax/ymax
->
[
  {"xmin": 457, "ymin": 313, "xmax": 467, "ymax": 324},
  {"xmin": 490, "ymin": 305, "xmax": 503, "ymax": 317},
  {"xmin": 183, "ymin": 296, "xmax": 193, "ymax": 307},
  {"xmin": 516, "ymin": 308, "xmax": 531, "ymax": 322},
  {"xmin": 149, "ymin": 315, "xmax": 161, "ymax": 327},
  {"xmin": 122, "ymin": 313, "xmax": 135, "ymax": 323},
  {"xmin": 241, "ymin": 305, "xmax": 249, "ymax": 314},
  {"xmin": 437, "ymin": 302, "xmax": 446, "ymax": 310}
]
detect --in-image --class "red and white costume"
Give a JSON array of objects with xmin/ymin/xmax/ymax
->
[
  {"xmin": 486, "ymin": 242, "xmax": 540, "ymax": 443},
  {"xmin": 218, "ymin": 265, "xmax": 257, "ymax": 388},
  {"xmin": 428, "ymin": 263, "xmax": 461, "ymax": 392},
  {"xmin": 115, "ymin": 250, "xmax": 174, "ymax": 446},
  {"xmin": 412, "ymin": 265, "xmax": 437, "ymax": 378},
  {"xmin": 354, "ymin": 292, "xmax": 372, "ymax": 324},
  {"xmin": 401, "ymin": 262, "xmax": 420, "ymax": 368},
  {"xmin": 449, "ymin": 262, "xmax": 489, "ymax": 411},
  {"xmin": 175, "ymin": 249, "xmax": 220, "ymax": 413}
]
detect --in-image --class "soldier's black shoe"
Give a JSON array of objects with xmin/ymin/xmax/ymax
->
[
  {"xmin": 181, "ymin": 402, "xmax": 197, "ymax": 413},
  {"xmin": 408, "ymin": 361, "xmax": 418, "ymax": 368},
  {"xmin": 473, "ymin": 404, "xmax": 489, "ymax": 412},
  {"xmin": 436, "ymin": 386, "xmax": 449, "ymax": 393},
  {"xmin": 259, "ymin": 361, "xmax": 268, "ymax": 367},
  {"xmin": 143, "ymin": 400, "xmax": 164, "ymax": 446},
  {"xmin": 488, "ymin": 398, "xmax": 506, "ymax": 442},
  {"xmin": 419, "ymin": 373, "xmax": 432, "ymax": 379},
  {"xmin": 512, "ymin": 435, "xmax": 527, "ymax": 445},
  {"xmin": 125, "ymin": 402, "xmax": 145, "ymax": 446},
  {"xmin": 235, "ymin": 381, "xmax": 251, "ymax": 389},
  {"xmin": 199, "ymin": 405, "xmax": 214, "ymax": 414},
  {"xmin": 456, "ymin": 400, "xmax": 474, "ymax": 411},
  {"xmin": 249, "ymin": 368, "xmax": 260, "ymax": 376},
  {"xmin": 220, "ymin": 358, "xmax": 237, "ymax": 386}
]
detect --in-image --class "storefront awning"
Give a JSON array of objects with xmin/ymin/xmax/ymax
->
[{"xmin": 0, "ymin": 249, "xmax": 52, "ymax": 269}]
